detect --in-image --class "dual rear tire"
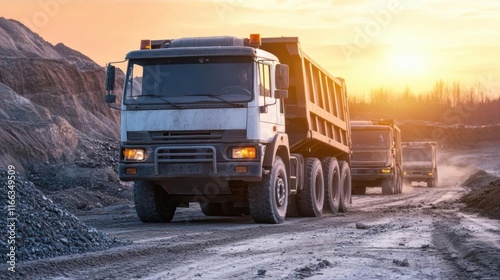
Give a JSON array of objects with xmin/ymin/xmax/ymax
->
[{"xmin": 248, "ymin": 156, "xmax": 352, "ymax": 224}]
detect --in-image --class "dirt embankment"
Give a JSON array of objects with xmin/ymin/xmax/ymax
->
[
  {"xmin": 0, "ymin": 17, "xmax": 132, "ymax": 265},
  {"xmin": 460, "ymin": 170, "xmax": 500, "ymax": 219},
  {"xmin": 0, "ymin": 17, "xmax": 123, "ymax": 171}
]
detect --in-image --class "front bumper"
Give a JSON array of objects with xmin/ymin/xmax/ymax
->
[
  {"xmin": 118, "ymin": 143, "xmax": 263, "ymax": 181},
  {"xmin": 351, "ymin": 167, "xmax": 394, "ymax": 182},
  {"xmin": 119, "ymin": 161, "xmax": 262, "ymax": 181},
  {"xmin": 403, "ymin": 170, "xmax": 435, "ymax": 180}
]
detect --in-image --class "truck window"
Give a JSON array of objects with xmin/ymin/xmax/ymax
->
[
  {"xmin": 258, "ymin": 63, "xmax": 271, "ymax": 97},
  {"xmin": 402, "ymin": 147, "xmax": 433, "ymax": 162},
  {"xmin": 125, "ymin": 64, "xmax": 144, "ymax": 98},
  {"xmin": 351, "ymin": 129, "xmax": 391, "ymax": 149},
  {"xmin": 123, "ymin": 57, "xmax": 254, "ymax": 105}
]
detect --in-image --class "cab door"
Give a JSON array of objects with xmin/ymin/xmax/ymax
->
[{"xmin": 257, "ymin": 61, "xmax": 281, "ymax": 141}]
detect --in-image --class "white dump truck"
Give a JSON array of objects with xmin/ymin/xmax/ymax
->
[{"xmin": 104, "ymin": 34, "xmax": 352, "ymax": 224}]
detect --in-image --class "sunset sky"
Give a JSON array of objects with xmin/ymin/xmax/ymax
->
[{"xmin": 1, "ymin": 0, "xmax": 500, "ymax": 97}]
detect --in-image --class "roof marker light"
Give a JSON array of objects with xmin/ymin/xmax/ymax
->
[
  {"xmin": 140, "ymin": 40, "xmax": 151, "ymax": 50},
  {"xmin": 249, "ymin": 34, "xmax": 261, "ymax": 48}
]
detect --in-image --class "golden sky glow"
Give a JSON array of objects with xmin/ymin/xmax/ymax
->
[{"xmin": 1, "ymin": 0, "xmax": 500, "ymax": 97}]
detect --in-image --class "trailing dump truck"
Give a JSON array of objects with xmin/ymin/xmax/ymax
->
[
  {"xmin": 350, "ymin": 120, "xmax": 402, "ymax": 195},
  {"xmin": 402, "ymin": 141, "xmax": 438, "ymax": 187},
  {"xmin": 104, "ymin": 34, "xmax": 352, "ymax": 224}
]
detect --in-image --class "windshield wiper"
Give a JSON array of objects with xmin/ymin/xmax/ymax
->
[
  {"xmin": 142, "ymin": 94, "xmax": 183, "ymax": 109},
  {"xmin": 187, "ymin": 94, "xmax": 244, "ymax": 108}
]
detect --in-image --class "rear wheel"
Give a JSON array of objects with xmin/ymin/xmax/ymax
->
[
  {"xmin": 352, "ymin": 186, "xmax": 366, "ymax": 195},
  {"xmin": 221, "ymin": 203, "xmax": 249, "ymax": 216},
  {"xmin": 297, "ymin": 158, "xmax": 324, "ymax": 217},
  {"xmin": 248, "ymin": 156, "xmax": 288, "ymax": 224},
  {"xmin": 338, "ymin": 161, "xmax": 352, "ymax": 213},
  {"xmin": 322, "ymin": 157, "xmax": 341, "ymax": 213},
  {"xmin": 200, "ymin": 202, "xmax": 223, "ymax": 216},
  {"xmin": 134, "ymin": 181, "xmax": 177, "ymax": 223}
]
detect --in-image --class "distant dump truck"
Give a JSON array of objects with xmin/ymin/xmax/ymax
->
[
  {"xmin": 104, "ymin": 34, "xmax": 352, "ymax": 224},
  {"xmin": 350, "ymin": 120, "xmax": 403, "ymax": 195},
  {"xmin": 402, "ymin": 141, "xmax": 438, "ymax": 187}
]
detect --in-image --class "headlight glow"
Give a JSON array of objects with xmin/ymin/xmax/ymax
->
[
  {"xmin": 123, "ymin": 148, "xmax": 146, "ymax": 161},
  {"xmin": 232, "ymin": 147, "xmax": 256, "ymax": 159}
]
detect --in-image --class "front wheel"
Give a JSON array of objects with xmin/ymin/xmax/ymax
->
[
  {"xmin": 134, "ymin": 181, "xmax": 177, "ymax": 223},
  {"xmin": 338, "ymin": 161, "xmax": 352, "ymax": 213},
  {"xmin": 428, "ymin": 171, "xmax": 438, "ymax": 188},
  {"xmin": 381, "ymin": 178, "xmax": 395, "ymax": 195},
  {"xmin": 248, "ymin": 156, "xmax": 288, "ymax": 224}
]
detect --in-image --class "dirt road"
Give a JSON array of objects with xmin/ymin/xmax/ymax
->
[{"xmin": 7, "ymin": 148, "xmax": 500, "ymax": 280}]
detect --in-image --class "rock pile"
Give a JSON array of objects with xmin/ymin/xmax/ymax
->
[{"xmin": 0, "ymin": 168, "xmax": 124, "ymax": 263}]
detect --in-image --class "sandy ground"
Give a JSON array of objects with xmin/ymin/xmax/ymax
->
[{"xmin": 4, "ymin": 144, "xmax": 500, "ymax": 280}]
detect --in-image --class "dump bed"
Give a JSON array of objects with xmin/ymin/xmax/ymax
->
[{"xmin": 261, "ymin": 37, "xmax": 351, "ymax": 158}]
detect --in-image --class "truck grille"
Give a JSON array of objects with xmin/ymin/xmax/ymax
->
[
  {"xmin": 154, "ymin": 146, "xmax": 217, "ymax": 175},
  {"xmin": 151, "ymin": 131, "xmax": 223, "ymax": 142}
]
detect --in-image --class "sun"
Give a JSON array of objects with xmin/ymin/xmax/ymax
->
[{"xmin": 388, "ymin": 50, "xmax": 427, "ymax": 77}]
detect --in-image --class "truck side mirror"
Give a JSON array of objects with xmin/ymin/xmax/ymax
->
[
  {"xmin": 104, "ymin": 94, "xmax": 116, "ymax": 104},
  {"xmin": 275, "ymin": 64, "xmax": 289, "ymax": 90},
  {"xmin": 105, "ymin": 64, "xmax": 116, "ymax": 91}
]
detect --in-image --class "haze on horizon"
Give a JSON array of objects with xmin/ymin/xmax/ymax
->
[{"xmin": 1, "ymin": 0, "xmax": 500, "ymax": 98}]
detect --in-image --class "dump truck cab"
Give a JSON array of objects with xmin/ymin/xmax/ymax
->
[
  {"xmin": 116, "ymin": 36, "xmax": 289, "ymax": 183},
  {"xmin": 350, "ymin": 120, "xmax": 403, "ymax": 195}
]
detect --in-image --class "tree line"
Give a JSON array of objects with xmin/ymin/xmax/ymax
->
[{"xmin": 349, "ymin": 80, "xmax": 500, "ymax": 125}]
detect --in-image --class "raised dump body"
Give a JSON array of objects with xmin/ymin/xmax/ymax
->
[{"xmin": 261, "ymin": 38, "xmax": 351, "ymax": 160}]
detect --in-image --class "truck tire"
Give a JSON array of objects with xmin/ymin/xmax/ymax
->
[
  {"xmin": 338, "ymin": 161, "xmax": 352, "ymax": 213},
  {"xmin": 221, "ymin": 203, "xmax": 249, "ymax": 216},
  {"xmin": 134, "ymin": 181, "xmax": 177, "ymax": 223},
  {"xmin": 248, "ymin": 156, "xmax": 288, "ymax": 224},
  {"xmin": 297, "ymin": 158, "xmax": 324, "ymax": 217},
  {"xmin": 395, "ymin": 168, "xmax": 403, "ymax": 194},
  {"xmin": 200, "ymin": 202, "xmax": 224, "ymax": 216},
  {"xmin": 381, "ymin": 178, "xmax": 395, "ymax": 195},
  {"xmin": 428, "ymin": 171, "xmax": 438, "ymax": 188},
  {"xmin": 321, "ymin": 157, "xmax": 340, "ymax": 213},
  {"xmin": 352, "ymin": 186, "xmax": 366, "ymax": 195}
]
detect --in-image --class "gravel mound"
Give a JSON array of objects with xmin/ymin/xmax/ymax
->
[
  {"xmin": 462, "ymin": 170, "xmax": 498, "ymax": 190},
  {"xmin": 0, "ymin": 167, "xmax": 124, "ymax": 263},
  {"xmin": 460, "ymin": 170, "xmax": 500, "ymax": 220}
]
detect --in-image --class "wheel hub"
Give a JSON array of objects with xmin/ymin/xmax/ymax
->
[{"xmin": 276, "ymin": 177, "xmax": 286, "ymax": 207}]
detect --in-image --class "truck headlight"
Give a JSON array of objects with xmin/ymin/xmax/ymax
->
[
  {"xmin": 123, "ymin": 148, "xmax": 146, "ymax": 161},
  {"xmin": 231, "ymin": 147, "xmax": 256, "ymax": 159},
  {"xmin": 381, "ymin": 169, "xmax": 391, "ymax": 174}
]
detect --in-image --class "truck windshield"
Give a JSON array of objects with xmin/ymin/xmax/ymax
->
[
  {"xmin": 124, "ymin": 57, "xmax": 253, "ymax": 105},
  {"xmin": 403, "ymin": 147, "xmax": 432, "ymax": 162},
  {"xmin": 351, "ymin": 129, "xmax": 391, "ymax": 149}
]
